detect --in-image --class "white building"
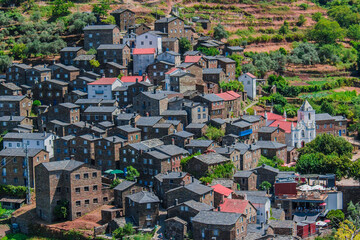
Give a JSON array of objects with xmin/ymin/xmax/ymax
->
[
  {"xmin": 135, "ymin": 31, "xmax": 162, "ymax": 54},
  {"xmin": 245, "ymin": 193, "xmax": 271, "ymax": 224},
  {"xmin": 87, "ymin": 77, "xmax": 122, "ymax": 100},
  {"xmin": 133, "ymin": 48, "xmax": 156, "ymax": 75},
  {"xmin": 238, "ymin": 72, "xmax": 257, "ymax": 99},
  {"xmin": 3, "ymin": 132, "xmax": 55, "ymax": 158},
  {"xmin": 291, "ymin": 100, "xmax": 316, "ymax": 148}
]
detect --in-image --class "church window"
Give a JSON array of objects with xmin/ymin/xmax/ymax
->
[
  {"xmin": 301, "ymin": 130, "xmax": 305, "ymax": 138},
  {"xmin": 308, "ymin": 113, "xmax": 311, "ymax": 120}
]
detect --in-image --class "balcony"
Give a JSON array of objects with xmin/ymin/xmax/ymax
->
[{"xmin": 239, "ymin": 129, "xmax": 252, "ymax": 137}]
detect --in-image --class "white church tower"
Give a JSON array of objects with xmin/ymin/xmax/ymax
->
[{"xmin": 291, "ymin": 100, "xmax": 316, "ymax": 148}]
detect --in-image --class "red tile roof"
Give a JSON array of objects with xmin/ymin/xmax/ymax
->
[
  {"xmin": 227, "ymin": 90, "xmax": 241, "ymax": 98},
  {"xmin": 246, "ymin": 72, "xmax": 256, "ymax": 78},
  {"xmin": 133, "ymin": 48, "xmax": 156, "ymax": 55},
  {"xmin": 121, "ymin": 76, "xmax": 148, "ymax": 83},
  {"xmin": 269, "ymin": 120, "xmax": 296, "ymax": 133},
  {"xmin": 88, "ymin": 78, "xmax": 118, "ymax": 85},
  {"xmin": 259, "ymin": 112, "xmax": 285, "ymax": 121},
  {"xmin": 217, "ymin": 199, "xmax": 249, "ymax": 214},
  {"xmin": 165, "ymin": 67, "xmax": 179, "ymax": 75},
  {"xmin": 216, "ymin": 91, "xmax": 241, "ymax": 101},
  {"xmin": 211, "ymin": 184, "xmax": 234, "ymax": 197},
  {"xmin": 184, "ymin": 56, "xmax": 202, "ymax": 63}
]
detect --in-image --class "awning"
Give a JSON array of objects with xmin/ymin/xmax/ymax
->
[
  {"xmin": 111, "ymin": 170, "xmax": 124, "ymax": 174},
  {"xmin": 104, "ymin": 169, "xmax": 114, "ymax": 174},
  {"xmin": 319, "ymin": 203, "xmax": 326, "ymax": 206},
  {"xmin": 316, "ymin": 221, "xmax": 327, "ymax": 226}
]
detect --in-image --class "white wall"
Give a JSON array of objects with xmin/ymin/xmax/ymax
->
[
  {"xmin": 239, "ymin": 74, "xmax": 256, "ymax": 99},
  {"xmin": 136, "ymin": 33, "xmax": 162, "ymax": 54},
  {"xmin": 133, "ymin": 54, "xmax": 155, "ymax": 75}
]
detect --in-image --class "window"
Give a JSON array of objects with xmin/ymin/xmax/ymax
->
[
  {"xmin": 213, "ymin": 229, "xmax": 219, "ymax": 236},
  {"xmin": 84, "ymin": 186, "xmax": 89, "ymax": 191},
  {"xmin": 13, "ymin": 168, "xmax": 17, "ymax": 173},
  {"xmin": 93, "ymin": 185, "xmax": 98, "ymax": 191},
  {"xmin": 75, "ymin": 174, "xmax": 80, "ymax": 179},
  {"xmin": 85, "ymin": 200, "xmax": 90, "ymax": 205},
  {"xmin": 324, "ymin": 124, "xmax": 327, "ymax": 129},
  {"xmin": 93, "ymin": 198, "xmax": 98, "ymax": 203},
  {"xmin": 84, "ymin": 173, "xmax": 89, "ymax": 179},
  {"xmin": 75, "ymin": 188, "xmax": 80, "ymax": 193},
  {"xmin": 76, "ymin": 201, "xmax": 81, "ymax": 206},
  {"xmin": 92, "ymin": 172, "xmax": 97, "ymax": 178},
  {"xmin": 146, "ymin": 203, "xmax": 151, "ymax": 209}
]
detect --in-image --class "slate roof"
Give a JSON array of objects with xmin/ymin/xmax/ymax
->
[
  {"xmin": 0, "ymin": 116, "xmax": 25, "ymax": 122},
  {"xmin": 155, "ymin": 145, "xmax": 189, "ymax": 156},
  {"xmin": 42, "ymin": 160, "xmax": 84, "ymax": 172},
  {"xmin": 192, "ymin": 211, "xmax": 241, "ymax": 225},
  {"xmin": 12, "ymin": 63, "xmax": 31, "ymax": 69},
  {"xmin": 247, "ymin": 195, "xmax": 270, "ymax": 205},
  {"xmin": 0, "ymin": 148, "xmax": 44, "ymax": 157},
  {"xmin": 113, "ymin": 180, "xmax": 136, "ymax": 191},
  {"xmin": 53, "ymin": 63, "xmax": 79, "ymax": 71},
  {"xmin": 315, "ymin": 113, "xmax": 334, "ymax": 121},
  {"xmin": 233, "ymin": 171, "xmax": 254, "ymax": 178},
  {"xmin": 75, "ymin": 98, "xmax": 102, "ymax": 104},
  {"xmin": 60, "ymin": 47, "xmax": 82, "ymax": 52},
  {"xmin": 247, "ymin": 223, "xmax": 270, "ymax": 235},
  {"xmin": 59, "ymin": 102, "xmax": 79, "ymax": 109},
  {"xmin": 185, "ymin": 139, "xmax": 213, "ymax": 148},
  {"xmin": 130, "ymin": 139, "xmax": 164, "ymax": 151},
  {"xmin": 84, "ymin": 106, "xmax": 117, "ymax": 113},
  {"xmin": 127, "ymin": 191, "xmax": 159, "ymax": 203},
  {"xmin": 271, "ymin": 208, "xmax": 285, "ymax": 220},
  {"xmin": 83, "ymin": 25, "xmax": 117, "ymax": 30},
  {"xmin": 161, "ymin": 110, "xmax": 187, "ymax": 116},
  {"xmin": 4, "ymin": 132, "xmax": 52, "ymax": 140},
  {"xmin": 141, "ymin": 91, "xmax": 168, "ymax": 100},
  {"xmin": 227, "ymin": 46, "xmax": 244, "ymax": 51},
  {"xmin": 97, "ymin": 44, "xmax": 127, "ymax": 50},
  {"xmin": 241, "ymin": 115, "xmax": 262, "ymax": 123},
  {"xmin": 107, "ymin": 62, "xmax": 127, "ymax": 69},
  {"xmin": 269, "ymin": 220, "xmax": 294, "ymax": 228},
  {"xmin": 104, "ymin": 136, "xmax": 126, "ymax": 143},
  {"xmin": 146, "ymin": 150, "xmax": 170, "ymax": 160},
  {"xmin": 172, "ymin": 131, "xmax": 194, "ymax": 138},
  {"xmin": 1, "ymin": 83, "xmax": 21, "ymax": 90},
  {"xmin": 253, "ymin": 141, "xmax": 287, "ymax": 149},
  {"xmin": 184, "ymin": 183, "xmax": 212, "ymax": 195},
  {"xmin": 73, "ymin": 55, "xmax": 95, "ymax": 61},
  {"xmin": 201, "ymin": 93, "xmax": 223, "ymax": 102},
  {"xmin": 46, "ymin": 79, "xmax": 69, "ymax": 86},
  {"xmin": 136, "ymin": 116, "xmax": 163, "ymax": 126},
  {"xmin": 186, "ymin": 123, "xmax": 206, "ymax": 129},
  {"xmin": 111, "ymin": 8, "xmax": 134, "ymax": 14},
  {"xmin": 299, "ymin": 100, "xmax": 313, "ymax": 111},
  {"xmin": 155, "ymin": 17, "xmax": 178, "ymax": 23},
  {"xmin": 117, "ymin": 113, "xmax": 138, "ymax": 121},
  {"xmin": 118, "ymin": 125, "xmax": 141, "ymax": 133},
  {"xmin": 0, "ymin": 96, "xmax": 26, "ymax": 101},
  {"xmin": 258, "ymin": 126, "xmax": 278, "ymax": 133},
  {"xmin": 194, "ymin": 152, "xmax": 229, "ymax": 165},
  {"xmin": 183, "ymin": 200, "xmax": 214, "ymax": 211},
  {"xmin": 232, "ymin": 121, "xmax": 252, "ymax": 128},
  {"xmin": 203, "ymin": 68, "xmax": 224, "ymax": 74}
]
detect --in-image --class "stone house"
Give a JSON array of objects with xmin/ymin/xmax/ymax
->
[
  {"xmin": 234, "ymin": 143, "xmax": 262, "ymax": 171},
  {"xmin": 217, "ymin": 57, "xmax": 236, "ymax": 81},
  {"xmin": 225, "ymin": 46, "xmax": 244, "ymax": 56},
  {"xmin": 212, "ymin": 184, "xmax": 234, "ymax": 208},
  {"xmin": 184, "ymin": 55, "xmax": 207, "ymax": 68},
  {"xmin": 193, "ymin": 94, "xmax": 225, "ymax": 119},
  {"xmin": 185, "ymin": 139, "xmax": 215, "ymax": 154},
  {"xmin": 216, "ymin": 91, "xmax": 242, "ymax": 118},
  {"xmin": 60, "ymin": 47, "xmax": 86, "ymax": 65},
  {"xmin": 109, "ymin": 125, "xmax": 141, "ymax": 143},
  {"xmin": 167, "ymin": 200, "xmax": 213, "ymax": 224},
  {"xmin": 240, "ymin": 115, "xmax": 267, "ymax": 141},
  {"xmin": 115, "ymin": 113, "xmax": 140, "ymax": 126},
  {"xmin": 87, "ymin": 77, "xmax": 122, "ymax": 100},
  {"xmin": 33, "ymin": 79, "xmax": 68, "ymax": 106},
  {"xmin": 104, "ymin": 62, "xmax": 128, "ymax": 78},
  {"xmin": 160, "ymin": 110, "xmax": 188, "ymax": 125},
  {"xmin": 0, "ymin": 95, "xmax": 32, "ymax": 117},
  {"xmin": 35, "ymin": 160, "xmax": 104, "ymax": 222},
  {"xmin": 94, "ymin": 136, "xmax": 126, "ymax": 171},
  {"xmin": 83, "ymin": 25, "xmax": 121, "ymax": 50},
  {"xmin": 177, "ymin": 62, "xmax": 203, "ymax": 85},
  {"xmin": 162, "ymin": 38, "xmax": 179, "ymax": 53},
  {"xmin": 203, "ymin": 56, "xmax": 218, "ymax": 69},
  {"xmin": 133, "ymin": 91, "xmax": 169, "ymax": 116},
  {"xmin": 70, "ymin": 76, "xmax": 94, "ymax": 93},
  {"xmin": 268, "ymin": 220, "xmax": 296, "ymax": 236},
  {"xmin": 168, "ymin": 71, "xmax": 197, "ymax": 93},
  {"xmin": 51, "ymin": 63, "xmax": 80, "ymax": 82},
  {"xmin": 25, "ymin": 66, "xmax": 51, "ymax": 86},
  {"xmin": 214, "ymin": 147, "xmax": 241, "ymax": 170},
  {"xmin": 114, "ymin": 81, "xmax": 154, "ymax": 108},
  {"xmin": 147, "ymin": 61, "xmax": 175, "ymax": 86},
  {"xmin": 45, "ymin": 102, "xmax": 80, "ymax": 124},
  {"xmin": 72, "ymin": 55, "xmax": 95, "ymax": 72},
  {"xmin": 203, "ymin": 68, "xmax": 226, "ymax": 84},
  {"xmin": 110, "ymin": 8, "xmax": 135, "ymax": 32},
  {"xmin": 186, "ymin": 152, "xmax": 230, "ymax": 178},
  {"xmin": 218, "ymin": 198, "xmax": 257, "ymax": 223},
  {"xmin": 185, "ymin": 123, "xmax": 208, "ymax": 139},
  {"xmin": 254, "ymin": 141, "xmax": 287, "ymax": 162},
  {"xmin": 233, "ymin": 171, "xmax": 258, "ymax": 191},
  {"xmin": 258, "ymin": 126, "xmax": 286, "ymax": 144},
  {"xmin": 252, "ymin": 164, "xmax": 280, "ymax": 187},
  {"xmin": 315, "ymin": 113, "xmax": 348, "ymax": 137},
  {"xmin": 0, "ymin": 148, "xmax": 49, "ymax": 187},
  {"xmin": 153, "ymin": 172, "xmax": 192, "ymax": 203},
  {"xmin": 113, "ymin": 180, "xmax": 143, "ymax": 214},
  {"xmin": 133, "ymin": 48, "xmax": 156, "ymax": 75},
  {"xmin": 96, "ymin": 44, "xmax": 131, "ymax": 67},
  {"xmin": 162, "ymin": 131, "xmax": 194, "ymax": 148},
  {"xmin": 135, "ymin": 116, "xmax": 164, "ymax": 140},
  {"xmin": 125, "ymin": 191, "xmax": 160, "ymax": 228},
  {"xmin": 165, "ymin": 182, "xmax": 214, "ymax": 208},
  {"xmin": 192, "ymin": 211, "xmax": 247, "ymax": 240},
  {"xmin": 83, "ymin": 106, "xmax": 120, "ymax": 123},
  {"xmin": 128, "ymin": 23, "xmax": 150, "ymax": 35},
  {"xmin": 157, "ymin": 51, "xmax": 181, "ymax": 65},
  {"xmin": 6, "ymin": 63, "xmax": 31, "ymax": 86},
  {"xmin": 154, "ymin": 17, "xmax": 185, "ymax": 39},
  {"xmin": 0, "ymin": 116, "xmax": 32, "ymax": 133},
  {"xmin": 75, "ymin": 98, "xmax": 102, "ymax": 112},
  {"xmin": 165, "ymin": 217, "xmax": 187, "ymax": 240}
]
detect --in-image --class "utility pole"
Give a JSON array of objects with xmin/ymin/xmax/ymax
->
[{"xmin": 25, "ymin": 144, "xmax": 31, "ymax": 204}]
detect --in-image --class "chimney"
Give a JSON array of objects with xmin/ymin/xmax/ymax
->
[
  {"xmin": 179, "ymin": 172, "xmax": 182, "ymax": 177},
  {"xmin": 171, "ymin": 138, "xmax": 175, "ymax": 145},
  {"xmin": 261, "ymin": 222, "xmax": 264, "ymax": 232},
  {"xmin": 217, "ymin": 206, "xmax": 221, "ymax": 211},
  {"xmin": 113, "ymin": 137, "xmax": 116, "ymax": 142},
  {"xmin": 133, "ymin": 112, "xmax": 136, "ymax": 116},
  {"xmin": 227, "ymin": 146, "xmax": 230, "ymax": 152},
  {"xmin": 9, "ymin": 115, "xmax": 13, "ymax": 121},
  {"xmin": 277, "ymin": 203, "xmax": 282, "ymax": 209},
  {"xmin": 135, "ymin": 78, "xmax": 138, "ymax": 83},
  {"xmin": 153, "ymin": 88, "xmax": 156, "ymax": 94},
  {"xmin": 70, "ymin": 155, "xmax": 75, "ymax": 160},
  {"xmin": 175, "ymin": 199, "xmax": 178, "ymax": 206},
  {"xmin": 146, "ymin": 112, "xmax": 149, "ymax": 117},
  {"xmin": 191, "ymin": 176, "xmax": 194, "ymax": 183}
]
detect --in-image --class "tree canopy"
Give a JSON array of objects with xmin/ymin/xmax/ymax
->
[
  {"xmin": 309, "ymin": 19, "xmax": 344, "ymax": 44},
  {"xmin": 213, "ymin": 23, "xmax": 229, "ymax": 40}
]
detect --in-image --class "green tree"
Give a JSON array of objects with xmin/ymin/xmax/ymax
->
[
  {"xmin": 205, "ymin": 126, "xmax": 225, "ymax": 141},
  {"xmin": 297, "ymin": 14, "xmax": 306, "ymax": 26},
  {"xmin": 92, "ymin": 0, "xmax": 110, "ymax": 18},
  {"xmin": 259, "ymin": 181, "xmax": 272, "ymax": 194},
  {"xmin": 110, "ymin": 178, "xmax": 121, "ymax": 189},
  {"xmin": 90, "ymin": 59, "xmax": 100, "ymax": 68},
  {"xmin": 113, "ymin": 223, "xmax": 135, "ymax": 239},
  {"xmin": 68, "ymin": 12, "xmax": 97, "ymax": 33},
  {"xmin": 197, "ymin": 46, "xmax": 220, "ymax": 56},
  {"xmin": 288, "ymin": 42, "xmax": 320, "ymax": 65},
  {"xmin": 213, "ymin": 23, "xmax": 229, "ymax": 40},
  {"xmin": 102, "ymin": 15, "xmax": 115, "ymax": 25},
  {"xmin": 328, "ymin": 5, "xmax": 360, "ymax": 28},
  {"xmin": 327, "ymin": 209, "xmax": 345, "ymax": 227},
  {"xmin": 10, "ymin": 43, "xmax": 27, "ymax": 59},
  {"xmin": 320, "ymin": 100, "xmax": 336, "ymax": 115},
  {"xmin": 125, "ymin": 166, "xmax": 139, "ymax": 181},
  {"xmin": 308, "ymin": 19, "xmax": 344, "ymax": 44},
  {"xmin": 0, "ymin": 54, "xmax": 12, "ymax": 73},
  {"xmin": 348, "ymin": 24, "xmax": 360, "ymax": 40},
  {"xmin": 53, "ymin": 200, "xmax": 69, "ymax": 220},
  {"xmin": 179, "ymin": 37, "xmax": 191, "ymax": 54},
  {"xmin": 279, "ymin": 21, "xmax": 289, "ymax": 35},
  {"xmin": 51, "ymin": 0, "xmax": 74, "ymax": 18},
  {"xmin": 312, "ymin": 12, "xmax": 323, "ymax": 22}
]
